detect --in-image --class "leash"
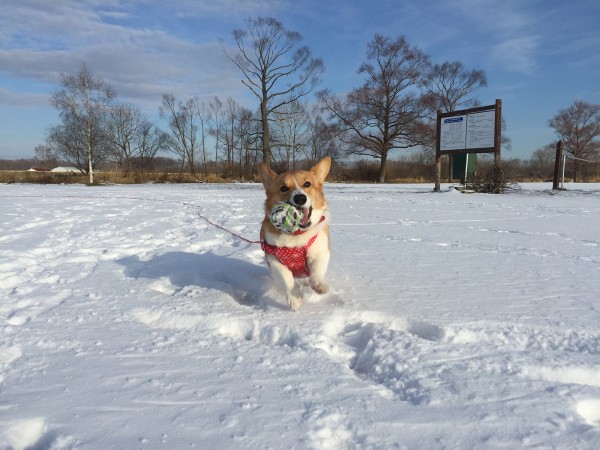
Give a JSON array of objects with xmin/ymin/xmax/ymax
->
[
  {"xmin": 176, "ymin": 201, "xmax": 261, "ymax": 244},
  {"xmin": 2, "ymin": 194, "xmax": 263, "ymax": 246},
  {"xmin": 3, "ymin": 193, "xmax": 331, "ymax": 253},
  {"xmin": 194, "ymin": 208, "xmax": 261, "ymax": 245}
]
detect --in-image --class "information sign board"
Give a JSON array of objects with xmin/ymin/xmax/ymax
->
[
  {"xmin": 440, "ymin": 116, "xmax": 467, "ymax": 151},
  {"xmin": 439, "ymin": 109, "xmax": 496, "ymax": 152},
  {"xmin": 434, "ymin": 99, "xmax": 502, "ymax": 192},
  {"xmin": 465, "ymin": 110, "xmax": 495, "ymax": 150}
]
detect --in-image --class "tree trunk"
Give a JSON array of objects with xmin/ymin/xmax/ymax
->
[
  {"xmin": 378, "ymin": 151, "xmax": 388, "ymax": 183},
  {"xmin": 261, "ymin": 100, "xmax": 271, "ymax": 164},
  {"xmin": 87, "ymin": 126, "xmax": 94, "ymax": 184},
  {"xmin": 189, "ymin": 150, "xmax": 196, "ymax": 176},
  {"xmin": 292, "ymin": 145, "xmax": 296, "ymax": 170}
]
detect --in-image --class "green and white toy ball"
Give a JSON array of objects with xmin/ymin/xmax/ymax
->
[{"xmin": 270, "ymin": 202, "xmax": 302, "ymax": 234}]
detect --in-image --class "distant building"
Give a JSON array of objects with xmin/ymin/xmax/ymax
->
[{"xmin": 50, "ymin": 167, "xmax": 79, "ymax": 173}]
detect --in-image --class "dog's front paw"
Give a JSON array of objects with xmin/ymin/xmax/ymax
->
[
  {"xmin": 310, "ymin": 279, "xmax": 329, "ymax": 295},
  {"xmin": 288, "ymin": 294, "xmax": 303, "ymax": 311},
  {"xmin": 287, "ymin": 284, "xmax": 304, "ymax": 311}
]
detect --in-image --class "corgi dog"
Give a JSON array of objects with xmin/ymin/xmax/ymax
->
[{"xmin": 258, "ymin": 157, "xmax": 332, "ymax": 310}]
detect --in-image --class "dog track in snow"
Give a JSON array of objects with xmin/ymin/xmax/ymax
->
[
  {"xmin": 132, "ymin": 285, "xmax": 600, "ymax": 429},
  {"xmin": 312, "ymin": 313, "xmax": 600, "ymax": 417},
  {"xmin": 443, "ymin": 322, "xmax": 600, "ymax": 354},
  {"xmin": 304, "ymin": 407, "xmax": 361, "ymax": 450},
  {"xmin": 129, "ymin": 263, "xmax": 600, "ymax": 435},
  {"xmin": 314, "ymin": 312, "xmax": 448, "ymax": 405}
]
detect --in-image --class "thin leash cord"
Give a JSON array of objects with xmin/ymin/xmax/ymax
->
[
  {"xmin": 2, "ymin": 194, "xmax": 262, "ymax": 245},
  {"xmin": 189, "ymin": 204, "xmax": 261, "ymax": 245}
]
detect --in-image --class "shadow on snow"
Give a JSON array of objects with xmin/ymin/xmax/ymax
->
[{"xmin": 117, "ymin": 251, "xmax": 286, "ymax": 310}]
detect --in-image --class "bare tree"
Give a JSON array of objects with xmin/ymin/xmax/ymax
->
[
  {"xmin": 237, "ymin": 107, "xmax": 261, "ymax": 179},
  {"xmin": 195, "ymin": 101, "xmax": 211, "ymax": 175},
  {"xmin": 46, "ymin": 120, "xmax": 87, "ymax": 172},
  {"xmin": 308, "ymin": 114, "xmax": 341, "ymax": 165},
  {"xmin": 137, "ymin": 121, "xmax": 169, "ymax": 174},
  {"xmin": 529, "ymin": 144, "xmax": 556, "ymax": 180},
  {"xmin": 49, "ymin": 63, "xmax": 115, "ymax": 183},
  {"xmin": 272, "ymin": 99, "xmax": 311, "ymax": 170},
  {"xmin": 209, "ymin": 96, "xmax": 224, "ymax": 172},
  {"xmin": 159, "ymin": 94, "xmax": 200, "ymax": 175},
  {"xmin": 548, "ymin": 101, "xmax": 600, "ymax": 181},
  {"xmin": 319, "ymin": 34, "xmax": 432, "ymax": 182},
  {"xmin": 34, "ymin": 144, "xmax": 58, "ymax": 169},
  {"xmin": 222, "ymin": 17, "xmax": 324, "ymax": 164},
  {"xmin": 223, "ymin": 97, "xmax": 241, "ymax": 169},
  {"xmin": 46, "ymin": 108, "xmax": 111, "ymax": 175},
  {"xmin": 108, "ymin": 103, "xmax": 143, "ymax": 175},
  {"xmin": 418, "ymin": 60, "xmax": 488, "ymax": 165},
  {"xmin": 422, "ymin": 61, "xmax": 487, "ymax": 113}
]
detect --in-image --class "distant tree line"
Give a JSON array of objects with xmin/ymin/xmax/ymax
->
[
  {"xmin": 5, "ymin": 147, "xmax": 599, "ymax": 183},
  {"xmin": 20, "ymin": 17, "xmax": 600, "ymax": 183}
]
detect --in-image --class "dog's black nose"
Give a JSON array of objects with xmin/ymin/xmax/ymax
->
[{"xmin": 293, "ymin": 193, "xmax": 307, "ymax": 206}]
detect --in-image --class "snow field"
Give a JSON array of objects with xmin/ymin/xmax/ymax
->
[{"xmin": 0, "ymin": 182, "xmax": 599, "ymax": 449}]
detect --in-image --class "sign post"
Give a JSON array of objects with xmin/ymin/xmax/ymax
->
[
  {"xmin": 434, "ymin": 99, "xmax": 502, "ymax": 192},
  {"xmin": 552, "ymin": 141, "xmax": 563, "ymax": 190}
]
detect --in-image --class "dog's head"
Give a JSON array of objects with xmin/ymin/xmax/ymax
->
[{"xmin": 258, "ymin": 157, "xmax": 331, "ymax": 232}]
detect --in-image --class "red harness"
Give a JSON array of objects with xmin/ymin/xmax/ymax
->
[
  {"xmin": 261, "ymin": 215, "xmax": 326, "ymax": 278},
  {"xmin": 261, "ymin": 234, "xmax": 318, "ymax": 278}
]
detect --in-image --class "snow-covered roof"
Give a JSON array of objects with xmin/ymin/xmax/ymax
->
[{"xmin": 50, "ymin": 166, "xmax": 79, "ymax": 173}]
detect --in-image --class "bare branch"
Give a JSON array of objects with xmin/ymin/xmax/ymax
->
[
  {"xmin": 318, "ymin": 34, "xmax": 431, "ymax": 182},
  {"xmin": 222, "ymin": 17, "xmax": 325, "ymax": 163}
]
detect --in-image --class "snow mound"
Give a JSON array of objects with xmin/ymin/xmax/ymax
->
[
  {"xmin": 577, "ymin": 399, "xmax": 600, "ymax": 427},
  {"xmin": 0, "ymin": 417, "xmax": 73, "ymax": 450}
]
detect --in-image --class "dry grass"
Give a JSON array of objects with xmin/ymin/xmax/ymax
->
[
  {"xmin": 0, "ymin": 171, "xmax": 240, "ymax": 185},
  {"xmin": 2, "ymin": 170, "xmax": 598, "ymax": 185},
  {"xmin": 388, "ymin": 176, "xmax": 431, "ymax": 183},
  {"xmin": 0, "ymin": 171, "xmax": 87, "ymax": 184}
]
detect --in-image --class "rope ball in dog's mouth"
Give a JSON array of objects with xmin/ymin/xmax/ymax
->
[{"xmin": 270, "ymin": 202, "xmax": 304, "ymax": 233}]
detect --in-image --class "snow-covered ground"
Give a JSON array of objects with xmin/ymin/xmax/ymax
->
[{"xmin": 1, "ymin": 182, "xmax": 599, "ymax": 449}]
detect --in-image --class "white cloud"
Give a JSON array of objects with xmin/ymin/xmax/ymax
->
[
  {"xmin": 0, "ymin": 1, "xmax": 249, "ymax": 109},
  {"xmin": 165, "ymin": 0, "xmax": 291, "ymax": 16},
  {"xmin": 426, "ymin": 0, "xmax": 540, "ymax": 75},
  {"xmin": 490, "ymin": 36, "xmax": 539, "ymax": 75},
  {"xmin": 0, "ymin": 87, "xmax": 48, "ymax": 108}
]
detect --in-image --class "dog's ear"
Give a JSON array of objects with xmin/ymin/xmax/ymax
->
[
  {"xmin": 310, "ymin": 157, "xmax": 332, "ymax": 184},
  {"xmin": 258, "ymin": 163, "xmax": 277, "ymax": 187}
]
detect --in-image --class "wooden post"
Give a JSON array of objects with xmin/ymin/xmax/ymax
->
[
  {"xmin": 434, "ymin": 153, "xmax": 442, "ymax": 192},
  {"xmin": 494, "ymin": 99, "xmax": 502, "ymax": 167},
  {"xmin": 552, "ymin": 140, "xmax": 563, "ymax": 190}
]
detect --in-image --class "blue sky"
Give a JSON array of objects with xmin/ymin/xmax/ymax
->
[{"xmin": 1, "ymin": 0, "xmax": 599, "ymax": 160}]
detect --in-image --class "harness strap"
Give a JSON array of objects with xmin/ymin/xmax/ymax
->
[{"xmin": 293, "ymin": 215, "xmax": 326, "ymax": 235}]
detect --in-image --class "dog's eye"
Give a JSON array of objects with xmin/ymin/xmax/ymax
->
[
  {"xmin": 280, "ymin": 185, "xmax": 289, "ymax": 192},
  {"xmin": 303, "ymin": 181, "xmax": 311, "ymax": 188}
]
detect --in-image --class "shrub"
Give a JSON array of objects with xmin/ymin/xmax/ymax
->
[{"xmin": 466, "ymin": 163, "xmax": 519, "ymax": 194}]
